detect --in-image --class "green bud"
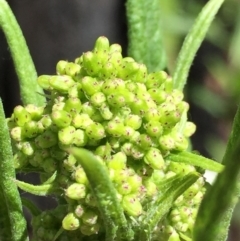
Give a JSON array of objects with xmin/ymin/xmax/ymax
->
[
  {"xmin": 100, "ymin": 62, "xmax": 117, "ymax": 79},
  {"xmin": 81, "ymin": 76, "xmax": 101, "ymax": 96},
  {"xmin": 159, "ymin": 134, "xmax": 175, "ymax": 151},
  {"xmin": 73, "ymin": 129, "xmax": 88, "ymax": 147},
  {"xmin": 94, "ymin": 144, "xmax": 112, "ymax": 159},
  {"xmin": 22, "ymin": 120, "xmax": 39, "ymax": 138},
  {"xmin": 82, "ymin": 51, "xmax": 101, "ymax": 76},
  {"xmin": 102, "ymin": 78, "xmax": 125, "ymax": 95},
  {"xmin": 109, "ymin": 43, "xmax": 122, "ymax": 53},
  {"xmin": 65, "ymin": 62, "xmax": 81, "ymax": 78},
  {"xmin": 144, "ymin": 147, "xmax": 165, "ymax": 170},
  {"xmin": 90, "ymin": 92, "xmax": 106, "ymax": 107},
  {"xmin": 65, "ymin": 183, "xmax": 87, "ymax": 200},
  {"xmin": 144, "ymin": 120, "xmax": 163, "ymax": 137},
  {"xmin": 58, "ymin": 126, "xmax": 76, "ymax": 145},
  {"xmin": 51, "ymin": 110, "xmax": 72, "ymax": 128},
  {"xmin": 148, "ymin": 88, "xmax": 167, "ymax": 105},
  {"xmin": 56, "ymin": 60, "xmax": 68, "ymax": 75},
  {"xmin": 74, "ymin": 204, "xmax": 85, "ymax": 218},
  {"xmin": 124, "ymin": 114, "xmax": 142, "ymax": 130},
  {"xmin": 62, "ymin": 213, "xmax": 80, "ymax": 231},
  {"xmin": 183, "ymin": 121, "xmax": 196, "ymax": 137},
  {"xmin": 21, "ymin": 141, "xmax": 36, "ymax": 156},
  {"xmin": 99, "ymin": 103, "xmax": 113, "ymax": 120},
  {"xmin": 118, "ymin": 61, "xmax": 139, "ymax": 79},
  {"xmin": 137, "ymin": 134, "xmax": 154, "ymax": 150},
  {"xmin": 122, "ymin": 194, "xmax": 142, "ymax": 217},
  {"xmin": 131, "ymin": 63, "xmax": 147, "ymax": 83},
  {"xmin": 93, "ymin": 36, "xmax": 110, "ymax": 53},
  {"xmin": 63, "ymin": 98, "xmax": 82, "ymax": 116},
  {"xmin": 130, "ymin": 97, "xmax": 148, "ymax": 116},
  {"xmin": 107, "ymin": 93, "xmax": 126, "ymax": 108},
  {"xmin": 108, "ymin": 51, "xmax": 123, "ymax": 70},
  {"xmin": 37, "ymin": 75, "xmax": 52, "ymax": 90},
  {"xmin": 49, "ymin": 75, "xmax": 75, "ymax": 93},
  {"xmin": 35, "ymin": 129, "xmax": 58, "ymax": 148},
  {"xmin": 25, "ymin": 104, "xmax": 44, "ymax": 121},
  {"xmin": 171, "ymin": 132, "xmax": 188, "ymax": 151},
  {"xmin": 107, "ymin": 152, "xmax": 127, "ymax": 170},
  {"xmin": 13, "ymin": 105, "xmax": 31, "ymax": 127},
  {"xmin": 85, "ymin": 122, "xmax": 105, "ymax": 140},
  {"xmin": 127, "ymin": 174, "xmax": 142, "ymax": 192},
  {"xmin": 72, "ymin": 113, "xmax": 93, "ymax": 129},
  {"xmin": 73, "ymin": 166, "xmax": 88, "ymax": 184},
  {"xmin": 106, "ymin": 120, "xmax": 125, "ymax": 137},
  {"xmin": 145, "ymin": 71, "xmax": 168, "ymax": 89},
  {"xmin": 11, "ymin": 126, "xmax": 23, "ymax": 141},
  {"xmin": 117, "ymin": 181, "xmax": 132, "ymax": 195}
]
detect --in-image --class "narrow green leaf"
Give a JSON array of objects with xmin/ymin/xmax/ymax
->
[
  {"xmin": 139, "ymin": 173, "xmax": 199, "ymax": 241},
  {"xmin": 173, "ymin": 0, "xmax": 225, "ymax": 90},
  {"xmin": 42, "ymin": 171, "xmax": 57, "ymax": 184},
  {"xmin": 15, "ymin": 179, "xmax": 57, "ymax": 196},
  {"xmin": 68, "ymin": 147, "xmax": 134, "ymax": 241},
  {"xmin": 0, "ymin": 99, "xmax": 28, "ymax": 241},
  {"xmin": 194, "ymin": 105, "xmax": 240, "ymax": 241},
  {"xmin": 167, "ymin": 151, "xmax": 224, "ymax": 173},
  {"xmin": 0, "ymin": 0, "xmax": 45, "ymax": 106},
  {"xmin": 21, "ymin": 197, "xmax": 41, "ymax": 217},
  {"xmin": 126, "ymin": 0, "xmax": 166, "ymax": 71}
]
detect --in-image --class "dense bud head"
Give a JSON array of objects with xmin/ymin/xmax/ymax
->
[{"xmin": 9, "ymin": 36, "xmax": 203, "ymax": 240}]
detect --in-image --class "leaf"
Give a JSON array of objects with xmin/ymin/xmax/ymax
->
[
  {"xmin": 173, "ymin": 0, "xmax": 225, "ymax": 90},
  {"xmin": 0, "ymin": 0, "xmax": 45, "ymax": 106},
  {"xmin": 0, "ymin": 99, "xmax": 29, "ymax": 241},
  {"xmin": 126, "ymin": 0, "xmax": 166, "ymax": 71},
  {"xmin": 68, "ymin": 147, "xmax": 134, "ymax": 241},
  {"xmin": 167, "ymin": 151, "xmax": 224, "ymax": 173},
  {"xmin": 194, "ymin": 104, "xmax": 240, "ymax": 241},
  {"xmin": 139, "ymin": 173, "xmax": 199, "ymax": 241},
  {"xmin": 14, "ymin": 179, "xmax": 57, "ymax": 196}
]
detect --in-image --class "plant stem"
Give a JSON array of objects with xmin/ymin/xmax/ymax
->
[
  {"xmin": 126, "ymin": 0, "xmax": 166, "ymax": 72},
  {"xmin": 173, "ymin": 0, "xmax": 225, "ymax": 90},
  {"xmin": 0, "ymin": 0, "xmax": 45, "ymax": 106},
  {"xmin": 194, "ymin": 104, "xmax": 240, "ymax": 241},
  {"xmin": 0, "ymin": 99, "xmax": 28, "ymax": 241}
]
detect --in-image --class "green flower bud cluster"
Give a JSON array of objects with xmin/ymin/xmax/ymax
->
[{"xmin": 8, "ymin": 36, "xmax": 206, "ymax": 240}]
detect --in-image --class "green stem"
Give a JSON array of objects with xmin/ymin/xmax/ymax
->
[
  {"xmin": 68, "ymin": 147, "xmax": 134, "ymax": 241},
  {"xmin": 0, "ymin": 98, "xmax": 28, "ymax": 241},
  {"xmin": 173, "ymin": 0, "xmax": 225, "ymax": 90},
  {"xmin": 126, "ymin": 0, "xmax": 166, "ymax": 72},
  {"xmin": 0, "ymin": 0, "xmax": 45, "ymax": 106},
  {"xmin": 194, "ymin": 104, "xmax": 240, "ymax": 241}
]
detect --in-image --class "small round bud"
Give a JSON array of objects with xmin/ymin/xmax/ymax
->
[
  {"xmin": 122, "ymin": 195, "xmax": 142, "ymax": 217},
  {"xmin": 49, "ymin": 75, "xmax": 75, "ymax": 93},
  {"xmin": 82, "ymin": 210, "xmax": 98, "ymax": 226},
  {"xmin": 144, "ymin": 147, "xmax": 165, "ymax": 170},
  {"xmin": 62, "ymin": 213, "xmax": 80, "ymax": 231},
  {"xmin": 13, "ymin": 105, "xmax": 31, "ymax": 127},
  {"xmin": 51, "ymin": 110, "xmax": 72, "ymax": 128},
  {"xmin": 35, "ymin": 130, "xmax": 58, "ymax": 148},
  {"xmin": 58, "ymin": 126, "xmax": 76, "ymax": 145},
  {"xmin": 65, "ymin": 183, "xmax": 87, "ymax": 200},
  {"xmin": 85, "ymin": 122, "xmax": 105, "ymax": 141}
]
